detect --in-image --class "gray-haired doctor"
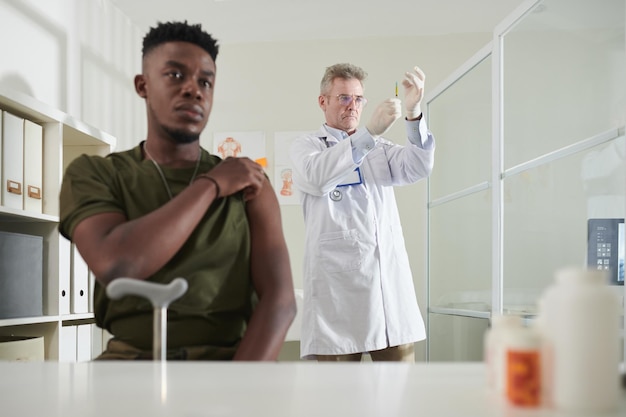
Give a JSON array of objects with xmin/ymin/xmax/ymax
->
[{"xmin": 289, "ymin": 62, "xmax": 435, "ymax": 362}]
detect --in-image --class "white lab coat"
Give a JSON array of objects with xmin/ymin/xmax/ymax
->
[{"xmin": 289, "ymin": 122, "xmax": 435, "ymax": 358}]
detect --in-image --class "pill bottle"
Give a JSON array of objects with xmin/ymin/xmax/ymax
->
[
  {"xmin": 504, "ymin": 324, "xmax": 542, "ymax": 407},
  {"xmin": 533, "ymin": 296, "xmax": 553, "ymax": 408},
  {"xmin": 541, "ymin": 267, "xmax": 621, "ymax": 413},
  {"xmin": 484, "ymin": 314, "xmax": 523, "ymax": 394}
]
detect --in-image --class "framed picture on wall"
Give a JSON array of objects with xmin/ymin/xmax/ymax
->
[
  {"xmin": 213, "ymin": 131, "xmax": 265, "ymax": 162},
  {"xmin": 273, "ymin": 131, "xmax": 313, "ymax": 205}
]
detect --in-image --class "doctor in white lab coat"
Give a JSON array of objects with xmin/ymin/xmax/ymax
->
[{"xmin": 289, "ymin": 63, "xmax": 435, "ymax": 361}]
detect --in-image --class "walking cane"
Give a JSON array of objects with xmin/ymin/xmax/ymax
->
[{"xmin": 106, "ymin": 277, "xmax": 188, "ymax": 361}]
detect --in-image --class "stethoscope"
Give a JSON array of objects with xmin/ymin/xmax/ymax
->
[
  {"xmin": 330, "ymin": 189, "xmax": 342, "ymax": 202},
  {"xmin": 319, "ymin": 136, "xmax": 344, "ymax": 202}
]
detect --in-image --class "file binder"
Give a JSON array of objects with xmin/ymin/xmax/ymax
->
[
  {"xmin": 76, "ymin": 324, "xmax": 92, "ymax": 362},
  {"xmin": 23, "ymin": 120, "xmax": 43, "ymax": 213},
  {"xmin": 1, "ymin": 112, "xmax": 24, "ymax": 210},
  {"xmin": 59, "ymin": 325, "xmax": 77, "ymax": 363},
  {"xmin": 59, "ymin": 235, "xmax": 72, "ymax": 315},
  {"xmin": 71, "ymin": 244, "xmax": 89, "ymax": 314}
]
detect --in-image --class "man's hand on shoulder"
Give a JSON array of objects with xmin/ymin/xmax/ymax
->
[{"xmin": 199, "ymin": 157, "xmax": 266, "ymax": 201}]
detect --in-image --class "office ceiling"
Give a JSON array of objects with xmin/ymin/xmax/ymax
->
[{"xmin": 109, "ymin": 0, "xmax": 528, "ymax": 44}]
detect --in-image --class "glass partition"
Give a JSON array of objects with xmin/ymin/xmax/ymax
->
[
  {"xmin": 428, "ymin": 314, "xmax": 489, "ymax": 362},
  {"xmin": 428, "ymin": 55, "xmax": 492, "ymax": 200},
  {"xmin": 502, "ymin": 0, "xmax": 625, "ymax": 169},
  {"xmin": 503, "ymin": 135, "xmax": 625, "ymax": 315},
  {"xmin": 429, "ymin": 189, "xmax": 492, "ymax": 312},
  {"xmin": 426, "ymin": 0, "xmax": 625, "ymax": 361},
  {"xmin": 501, "ymin": 0, "xmax": 625, "ymax": 315},
  {"xmin": 426, "ymin": 48, "xmax": 493, "ymax": 361}
]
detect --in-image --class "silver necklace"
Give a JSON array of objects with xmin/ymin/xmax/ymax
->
[{"xmin": 143, "ymin": 143, "xmax": 202, "ymax": 200}]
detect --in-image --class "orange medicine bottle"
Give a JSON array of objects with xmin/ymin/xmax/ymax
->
[
  {"xmin": 504, "ymin": 323, "xmax": 542, "ymax": 407},
  {"xmin": 484, "ymin": 314, "xmax": 523, "ymax": 394}
]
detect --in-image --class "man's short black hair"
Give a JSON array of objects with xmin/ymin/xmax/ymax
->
[{"xmin": 142, "ymin": 21, "xmax": 219, "ymax": 62}]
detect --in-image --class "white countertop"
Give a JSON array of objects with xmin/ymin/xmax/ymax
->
[{"xmin": 0, "ymin": 361, "xmax": 624, "ymax": 417}]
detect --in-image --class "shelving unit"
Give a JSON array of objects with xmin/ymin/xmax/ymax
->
[{"xmin": 0, "ymin": 87, "xmax": 115, "ymax": 361}]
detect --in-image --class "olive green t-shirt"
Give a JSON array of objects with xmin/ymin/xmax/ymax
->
[{"xmin": 59, "ymin": 143, "xmax": 253, "ymax": 354}]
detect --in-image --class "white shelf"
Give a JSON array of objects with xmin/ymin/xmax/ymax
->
[
  {"xmin": 0, "ymin": 87, "xmax": 115, "ymax": 149},
  {"xmin": 0, "ymin": 206, "xmax": 58, "ymax": 222},
  {"xmin": 61, "ymin": 313, "xmax": 96, "ymax": 322},
  {"xmin": 0, "ymin": 87, "xmax": 116, "ymax": 361},
  {"xmin": 0, "ymin": 316, "xmax": 60, "ymax": 327}
]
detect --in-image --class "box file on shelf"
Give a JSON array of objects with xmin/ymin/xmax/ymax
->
[
  {"xmin": 0, "ymin": 230, "xmax": 43, "ymax": 320},
  {"xmin": 23, "ymin": 119, "xmax": 43, "ymax": 214},
  {"xmin": 2, "ymin": 111, "xmax": 24, "ymax": 210}
]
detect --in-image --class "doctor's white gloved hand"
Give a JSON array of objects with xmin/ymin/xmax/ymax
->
[
  {"xmin": 365, "ymin": 98, "xmax": 401, "ymax": 138},
  {"xmin": 402, "ymin": 66, "xmax": 426, "ymax": 120}
]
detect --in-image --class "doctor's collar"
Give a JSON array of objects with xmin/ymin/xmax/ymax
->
[{"xmin": 323, "ymin": 124, "xmax": 352, "ymax": 140}]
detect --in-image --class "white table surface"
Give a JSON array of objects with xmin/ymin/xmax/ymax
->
[{"xmin": 0, "ymin": 361, "xmax": 624, "ymax": 417}]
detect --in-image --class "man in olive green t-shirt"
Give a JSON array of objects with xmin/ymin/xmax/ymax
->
[{"xmin": 59, "ymin": 21, "xmax": 296, "ymax": 360}]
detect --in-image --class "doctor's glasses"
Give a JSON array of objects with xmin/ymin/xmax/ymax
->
[{"xmin": 332, "ymin": 94, "xmax": 368, "ymax": 108}]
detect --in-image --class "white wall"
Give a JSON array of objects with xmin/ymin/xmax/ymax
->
[
  {"xmin": 0, "ymin": 0, "xmax": 143, "ymax": 148},
  {"xmin": 0, "ymin": 0, "xmax": 492, "ymax": 361},
  {"xmin": 0, "ymin": 0, "xmax": 71, "ymax": 110}
]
